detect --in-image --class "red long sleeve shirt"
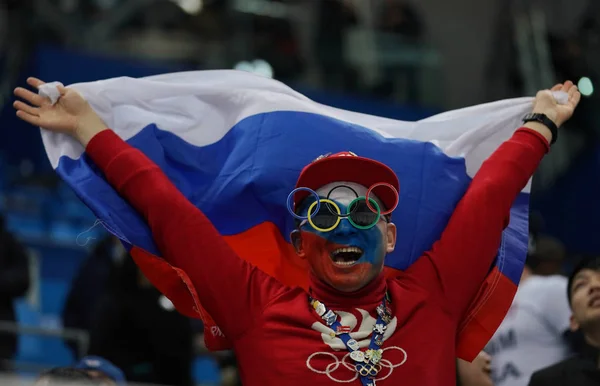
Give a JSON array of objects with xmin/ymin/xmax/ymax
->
[{"xmin": 86, "ymin": 127, "xmax": 548, "ymax": 386}]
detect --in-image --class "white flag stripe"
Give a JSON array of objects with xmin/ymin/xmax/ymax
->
[{"xmin": 41, "ymin": 70, "xmax": 538, "ymax": 193}]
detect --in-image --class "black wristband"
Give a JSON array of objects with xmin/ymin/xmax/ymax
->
[{"xmin": 522, "ymin": 113, "xmax": 558, "ymax": 145}]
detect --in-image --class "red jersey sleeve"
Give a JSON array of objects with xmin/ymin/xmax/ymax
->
[
  {"xmin": 406, "ymin": 127, "xmax": 549, "ymax": 319},
  {"xmin": 86, "ymin": 130, "xmax": 287, "ymax": 340}
]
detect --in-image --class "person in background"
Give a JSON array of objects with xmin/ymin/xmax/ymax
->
[
  {"xmin": 374, "ymin": 0, "xmax": 424, "ymax": 101},
  {"xmin": 315, "ymin": 0, "xmax": 358, "ymax": 91},
  {"xmin": 74, "ymin": 356, "xmax": 126, "ymax": 386},
  {"xmin": 529, "ymin": 257, "xmax": 600, "ymax": 386},
  {"xmin": 34, "ymin": 367, "xmax": 108, "ymax": 386},
  {"xmin": 87, "ymin": 256, "xmax": 193, "ymax": 386},
  {"xmin": 485, "ymin": 233, "xmax": 571, "ymax": 386},
  {"xmin": 62, "ymin": 236, "xmax": 126, "ymax": 358},
  {"xmin": 457, "ymin": 351, "xmax": 494, "ymax": 386},
  {"xmin": 0, "ymin": 214, "xmax": 30, "ymax": 372},
  {"xmin": 526, "ymin": 233, "xmax": 566, "ymax": 276}
]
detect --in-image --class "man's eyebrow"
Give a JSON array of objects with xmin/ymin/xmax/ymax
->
[{"xmin": 573, "ymin": 271, "xmax": 590, "ymax": 282}]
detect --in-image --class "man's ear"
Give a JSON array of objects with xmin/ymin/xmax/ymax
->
[
  {"xmin": 569, "ymin": 314, "xmax": 580, "ymax": 332},
  {"xmin": 290, "ymin": 230, "xmax": 305, "ymax": 258},
  {"xmin": 385, "ymin": 222, "xmax": 397, "ymax": 254}
]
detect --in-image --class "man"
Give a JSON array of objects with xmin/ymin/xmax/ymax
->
[
  {"xmin": 485, "ymin": 235, "xmax": 571, "ymax": 386},
  {"xmin": 87, "ymin": 257, "xmax": 193, "ymax": 386},
  {"xmin": 528, "ymin": 257, "xmax": 600, "ymax": 386},
  {"xmin": 62, "ymin": 236, "xmax": 126, "ymax": 358},
  {"xmin": 13, "ymin": 77, "xmax": 580, "ymax": 385},
  {"xmin": 0, "ymin": 214, "xmax": 30, "ymax": 372}
]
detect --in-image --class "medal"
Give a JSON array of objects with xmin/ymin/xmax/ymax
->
[
  {"xmin": 308, "ymin": 293, "xmax": 392, "ymax": 386},
  {"xmin": 312, "ymin": 300, "xmax": 326, "ymax": 316},
  {"xmin": 323, "ymin": 310, "xmax": 337, "ymax": 325},
  {"xmin": 347, "ymin": 339, "xmax": 360, "ymax": 351},
  {"xmin": 376, "ymin": 303, "xmax": 391, "ymax": 315},
  {"xmin": 365, "ymin": 349, "xmax": 383, "ymax": 364},
  {"xmin": 350, "ymin": 350, "xmax": 365, "ymax": 363},
  {"xmin": 373, "ymin": 323, "xmax": 386, "ymax": 335}
]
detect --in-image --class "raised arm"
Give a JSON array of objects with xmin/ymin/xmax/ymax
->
[
  {"xmin": 406, "ymin": 82, "xmax": 581, "ymax": 319},
  {"xmin": 13, "ymin": 78, "xmax": 287, "ymax": 340}
]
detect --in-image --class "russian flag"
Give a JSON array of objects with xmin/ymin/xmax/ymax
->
[{"xmin": 41, "ymin": 70, "xmax": 535, "ymax": 360}]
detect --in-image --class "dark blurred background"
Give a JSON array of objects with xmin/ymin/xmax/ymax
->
[{"xmin": 0, "ymin": 0, "xmax": 599, "ymax": 385}]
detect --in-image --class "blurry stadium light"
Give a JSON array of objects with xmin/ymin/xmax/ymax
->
[
  {"xmin": 234, "ymin": 59, "xmax": 274, "ymax": 79},
  {"xmin": 578, "ymin": 77, "xmax": 594, "ymax": 97},
  {"xmin": 232, "ymin": 0, "xmax": 289, "ymax": 18},
  {"xmin": 170, "ymin": 0, "xmax": 203, "ymax": 14}
]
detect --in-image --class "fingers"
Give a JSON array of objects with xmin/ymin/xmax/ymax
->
[
  {"xmin": 561, "ymin": 80, "xmax": 573, "ymax": 92},
  {"xmin": 568, "ymin": 84, "xmax": 579, "ymax": 97},
  {"xmin": 15, "ymin": 110, "xmax": 42, "ymax": 127},
  {"xmin": 551, "ymin": 84, "xmax": 563, "ymax": 91},
  {"xmin": 27, "ymin": 77, "xmax": 46, "ymax": 89},
  {"xmin": 13, "ymin": 100, "xmax": 40, "ymax": 116},
  {"xmin": 563, "ymin": 82, "xmax": 582, "ymax": 108},
  {"xmin": 14, "ymin": 87, "xmax": 50, "ymax": 107},
  {"xmin": 479, "ymin": 351, "xmax": 492, "ymax": 362},
  {"xmin": 570, "ymin": 89, "xmax": 581, "ymax": 107}
]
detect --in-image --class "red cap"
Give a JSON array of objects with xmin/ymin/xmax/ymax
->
[{"xmin": 294, "ymin": 151, "xmax": 399, "ymax": 211}]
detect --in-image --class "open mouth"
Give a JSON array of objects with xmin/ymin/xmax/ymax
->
[
  {"xmin": 330, "ymin": 247, "xmax": 363, "ymax": 267},
  {"xmin": 588, "ymin": 295, "xmax": 600, "ymax": 308}
]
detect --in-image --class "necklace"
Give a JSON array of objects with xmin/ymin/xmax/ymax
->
[{"xmin": 308, "ymin": 294, "xmax": 392, "ymax": 386}]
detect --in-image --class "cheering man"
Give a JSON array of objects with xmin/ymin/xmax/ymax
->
[{"xmin": 13, "ymin": 77, "xmax": 580, "ymax": 386}]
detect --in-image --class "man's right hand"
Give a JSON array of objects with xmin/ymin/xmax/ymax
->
[{"xmin": 13, "ymin": 77, "xmax": 108, "ymax": 146}]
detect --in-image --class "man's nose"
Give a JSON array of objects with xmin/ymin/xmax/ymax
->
[
  {"xmin": 333, "ymin": 218, "xmax": 357, "ymax": 235},
  {"xmin": 589, "ymin": 275, "xmax": 600, "ymax": 295},
  {"xmin": 587, "ymin": 275, "xmax": 600, "ymax": 295}
]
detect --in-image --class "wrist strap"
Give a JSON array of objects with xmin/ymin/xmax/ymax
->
[{"xmin": 522, "ymin": 113, "xmax": 558, "ymax": 145}]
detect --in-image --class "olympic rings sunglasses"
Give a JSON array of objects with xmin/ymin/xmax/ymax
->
[{"xmin": 298, "ymin": 197, "xmax": 383, "ymax": 232}]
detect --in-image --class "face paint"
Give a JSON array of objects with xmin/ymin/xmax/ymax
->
[{"xmin": 296, "ymin": 182, "xmax": 389, "ymax": 292}]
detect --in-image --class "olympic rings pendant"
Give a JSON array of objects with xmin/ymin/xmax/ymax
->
[{"xmin": 356, "ymin": 362, "xmax": 383, "ymax": 378}]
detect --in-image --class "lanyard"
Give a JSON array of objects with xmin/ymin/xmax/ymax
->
[{"xmin": 309, "ymin": 295, "xmax": 392, "ymax": 386}]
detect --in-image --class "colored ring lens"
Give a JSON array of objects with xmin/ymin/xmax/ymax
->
[
  {"xmin": 325, "ymin": 184, "xmax": 359, "ymax": 218},
  {"xmin": 287, "ymin": 187, "xmax": 321, "ymax": 220},
  {"xmin": 347, "ymin": 197, "xmax": 380, "ymax": 229},
  {"xmin": 365, "ymin": 183, "xmax": 399, "ymax": 215},
  {"xmin": 307, "ymin": 199, "xmax": 341, "ymax": 232}
]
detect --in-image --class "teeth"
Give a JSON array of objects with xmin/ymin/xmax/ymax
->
[
  {"xmin": 332, "ymin": 247, "xmax": 363, "ymax": 255},
  {"xmin": 335, "ymin": 261, "xmax": 356, "ymax": 266}
]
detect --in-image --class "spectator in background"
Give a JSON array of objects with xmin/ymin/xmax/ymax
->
[
  {"xmin": 374, "ymin": 0, "xmax": 425, "ymax": 101},
  {"xmin": 529, "ymin": 257, "xmax": 600, "ymax": 385},
  {"xmin": 379, "ymin": 0, "xmax": 423, "ymax": 39},
  {"xmin": 315, "ymin": 0, "xmax": 358, "ymax": 91},
  {"xmin": 485, "ymin": 235, "xmax": 571, "ymax": 386},
  {"xmin": 0, "ymin": 214, "xmax": 30, "ymax": 372},
  {"xmin": 457, "ymin": 351, "xmax": 494, "ymax": 386},
  {"xmin": 88, "ymin": 256, "xmax": 193, "ymax": 386},
  {"xmin": 252, "ymin": 10, "xmax": 305, "ymax": 83},
  {"xmin": 62, "ymin": 236, "xmax": 126, "ymax": 358},
  {"xmin": 525, "ymin": 235, "xmax": 566, "ymax": 276}
]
